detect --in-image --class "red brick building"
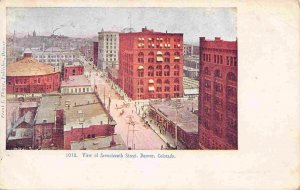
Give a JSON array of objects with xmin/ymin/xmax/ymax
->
[
  {"xmin": 6, "ymin": 56, "xmax": 60, "ymax": 95},
  {"xmin": 118, "ymin": 27, "xmax": 183, "ymax": 100},
  {"xmin": 64, "ymin": 124, "xmax": 114, "ymax": 149},
  {"xmin": 62, "ymin": 62, "xmax": 84, "ymax": 81},
  {"xmin": 198, "ymin": 37, "xmax": 237, "ymax": 150}
]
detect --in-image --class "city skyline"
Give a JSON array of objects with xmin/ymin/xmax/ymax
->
[{"xmin": 7, "ymin": 7, "xmax": 236, "ymax": 44}]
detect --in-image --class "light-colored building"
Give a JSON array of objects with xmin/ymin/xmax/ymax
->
[
  {"xmin": 98, "ymin": 30, "xmax": 119, "ymax": 71},
  {"xmin": 31, "ymin": 47, "xmax": 81, "ymax": 71},
  {"xmin": 61, "ymin": 75, "xmax": 92, "ymax": 94}
]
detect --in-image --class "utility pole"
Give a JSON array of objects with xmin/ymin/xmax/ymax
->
[{"xmin": 172, "ymin": 99, "xmax": 184, "ymax": 149}]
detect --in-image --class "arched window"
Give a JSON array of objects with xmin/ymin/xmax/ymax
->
[
  {"xmin": 164, "ymin": 65, "xmax": 170, "ymax": 76},
  {"xmin": 174, "ymin": 78, "xmax": 180, "ymax": 84},
  {"xmin": 164, "ymin": 52, "xmax": 170, "ymax": 63},
  {"xmin": 164, "ymin": 79, "xmax": 170, "ymax": 85},
  {"xmin": 227, "ymin": 72, "xmax": 237, "ymax": 81},
  {"xmin": 148, "ymin": 52, "xmax": 154, "ymax": 63},
  {"xmin": 203, "ymin": 67, "xmax": 210, "ymax": 75},
  {"xmin": 148, "ymin": 66, "xmax": 154, "ymax": 76},
  {"xmin": 157, "ymin": 79, "xmax": 162, "ymax": 84},
  {"xmin": 138, "ymin": 52, "xmax": 144, "ymax": 63},
  {"xmin": 174, "ymin": 52, "xmax": 180, "ymax": 56},
  {"xmin": 214, "ymin": 69, "xmax": 222, "ymax": 78},
  {"xmin": 156, "ymin": 65, "xmax": 162, "ymax": 76}
]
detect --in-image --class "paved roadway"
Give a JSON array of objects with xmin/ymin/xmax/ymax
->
[{"xmin": 88, "ymin": 66, "xmax": 167, "ymax": 150}]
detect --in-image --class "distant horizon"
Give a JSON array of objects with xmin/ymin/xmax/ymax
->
[{"xmin": 7, "ymin": 7, "xmax": 236, "ymax": 45}]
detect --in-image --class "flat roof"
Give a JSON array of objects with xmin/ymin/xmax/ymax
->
[
  {"xmin": 150, "ymin": 99, "xmax": 198, "ymax": 134},
  {"xmin": 35, "ymin": 93, "xmax": 110, "ymax": 130},
  {"xmin": 61, "ymin": 75, "xmax": 90, "ymax": 87},
  {"xmin": 71, "ymin": 134, "xmax": 127, "ymax": 150}
]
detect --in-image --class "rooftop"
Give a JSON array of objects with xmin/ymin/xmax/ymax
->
[
  {"xmin": 7, "ymin": 57, "xmax": 58, "ymax": 77},
  {"xmin": 35, "ymin": 93, "xmax": 111, "ymax": 131},
  {"xmin": 61, "ymin": 75, "xmax": 90, "ymax": 87},
  {"xmin": 71, "ymin": 134, "xmax": 127, "ymax": 150},
  {"xmin": 64, "ymin": 62, "xmax": 83, "ymax": 67},
  {"xmin": 150, "ymin": 99, "xmax": 198, "ymax": 134},
  {"xmin": 44, "ymin": 47, "xmax": 63, "ymax": 52}
]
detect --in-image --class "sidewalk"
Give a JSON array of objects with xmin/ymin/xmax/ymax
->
[{"xmin": 134, "ymin": 104, "xmax": 186, "ymax": 150}]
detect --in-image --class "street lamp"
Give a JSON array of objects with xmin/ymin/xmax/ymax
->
[{"xmin": 171, "ymin": 99, "xmax": 184, "ymax": 149}]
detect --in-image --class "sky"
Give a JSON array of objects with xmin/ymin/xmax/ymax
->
[{"xmin": 7, "ymin": 7, "xmax": 236, "ymax": 45}]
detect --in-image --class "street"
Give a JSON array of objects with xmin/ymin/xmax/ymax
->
[{"xmin": 85, "ymin": 62, "xmax": 167, "ymax": 150}]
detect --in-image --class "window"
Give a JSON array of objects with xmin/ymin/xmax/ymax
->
[
  {"xmin": 164, "ymin": 65, "xmax": 170, "ymax": 76},
  {"xmin": 204, "ymin": 80, "xmax": 211, "ymax": 88},
  {"xmin": 174, "ymin": 65, "xmax": 180, "ymax": 76},
  {"xmin": 214, "ymin": 69, "xmax": 222, "ymax": 78},
  {"xmin": 214, "ymin": 82, "xmax": 223, "ymax": 93},
  {"xmin": 138, "ymin": 70, "xmax": 144, "ymax": 77},
  {"xmin": 227, "ymin": 72, "xmax": 237, "ymax": 81},
  {"xmin": 156, "ymin": 65, "xmax": 162, "ymax": 76},
  {"xmin": 148, "ymin": 66, "xmax": 154, "ymax": 76},
  {"xmin": 203, "ymin": 67, "xmax": 210, "ymax": 75}
]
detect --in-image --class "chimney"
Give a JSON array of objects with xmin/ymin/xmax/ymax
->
[
  {"xmin": 166, "ymin": 30, "xmax": 168, "ymax": 33},
  {"xmin": 215, "ymin": 37, "xmax": 221, "ymax": 41},
  {"xmin": 110, "ymin": 135, "xmax": 116, "ymax": 147}
]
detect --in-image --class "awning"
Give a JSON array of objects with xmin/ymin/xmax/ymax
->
[
  {"xmin": 138, "ymin": 38, "xmax": 141, "ymax": 40},
  {"xmin": 160, "ymin": 38, "xmax": 163, "ymax": 40},
  {"xmin": 138, "ymin": 65, "xmax": 144, "ymax": 70},
  {"xmin": 167, "ymin": 44, "xmax": 171, "ymax": 47},
  {"xmin": 157, "ymin": 51, "xmax": 163, "ymax": 55},
  {"xmin": 164, "ymin": 44, "xmax": 167, "ymax": 47},
  {"xmin": 152, "ymin": 44, "xmax": 155, "ymax": 47},
  {"xmin": 174, "ymin": 56, "xmax": 180, "ymax": 60},
  {"xmin": 138, "ymin": 43, "xmax": 141, "ymax": 47},
  {"xmin": 141, "ymin": 38, "xmax": 144, "ymax": 40},
  {"xmin": 148, "ymin": 79, "xmax": 154, "ymax": 83},
  {"xmin": 148, "ymin": 86, "xmax": 155, "ymax": 91},
  {"xmin": 148, "ymin": 38, "xmax": 152, "ymax": 40},
  {"xmin": 160, "ymin": 44, "xmax": 163, "ymax": 47},
  {"xmin": 178, "ymin": 44, "xmax": 181, "ymax": 47},
  {"xmin": 156, "ymin": 57, "xmax": 163, "ymax": 62},
  {"xmin": 156, "ymin": 38, "xmax": 159, "ymax": 40}
]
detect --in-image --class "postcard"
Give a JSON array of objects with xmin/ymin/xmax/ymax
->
[{"xmin": 0, "ymin": 0, "xmax": 299, "ymax": 189}]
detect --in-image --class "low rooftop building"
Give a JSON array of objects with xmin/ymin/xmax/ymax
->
[
  {"xmin": 71, "ymin": 134, "xmax": 127, "ymax": 150},
  {"xmin": 149, "ymin": 99, "xmax": 198, "ymax": 149}
]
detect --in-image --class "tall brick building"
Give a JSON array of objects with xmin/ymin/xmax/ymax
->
[
  {"xmin": 198, "ymin": 37, "xmax": 237, "ymax": 150},
  {"xmin": 118, "ymin": 27, "xmax": 183, "ymax": 100}
]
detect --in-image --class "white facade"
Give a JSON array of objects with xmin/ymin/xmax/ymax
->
[
  {"xmin": 98, "ymin": 31, "xmax": 119, "ymax": 71},
  {"xmin": 31, "ymin": 47, "xmax": 81, "ymax": 70},
  {"xmin": 61, "ymin": 86, "xmax": 92, "ymax": 94}
]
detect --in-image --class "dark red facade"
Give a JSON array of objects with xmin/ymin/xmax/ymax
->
[
  {"xmin": 118, "ymin": 27, "xmax": 183, "ymax": 100},
  {"xmin": 93, "ymin": 41, "xmax": 99, "ymax": 67},
  {"xmin": 198, "ymin": 37, "xmax": 237, "ymax": 150},
  {"xmin": 63, "ymin": 65, "xmax": 84, "ymax": 81},
  {"xmin": 7, "ymin": 73, "xmax": 61, "ymax": 94},
  {"xmin": 64, "ymin": 124, "xmax": 115, "ymax": 149}
]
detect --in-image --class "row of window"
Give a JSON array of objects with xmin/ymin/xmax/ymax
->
[
  {"xmin": 137, "ymin": 70, "xmax": 180, "ymax": 77},
  {"xmin": 203, "ymin": 68, "xmax": 237, "ymax": 81},
  {"xmin": 201, "ymin": 47, "xmax": 237, "ymax": 54},
  {"xmin": 34, "ymin": 54, "xmax": 78, "ymax": 59},
  {"xmin": 137, "ymin": 78, "xmax": 180, "ymax": 85},
  {"xmin": 136, "ymin": 93, "xmax": 181, "ymax": 99},
  {"xmin": 137, "ymin": 37, "xmax": 180, "ymax": 43},
  {"xmin": 62, "ymin": 87, "xmax": 90, "ymax": 93},
  {"xmin": 138, "ymin": 58, "xmax": 180, "ymax": 63},
  {"xmin": 14, "ymin": 77, "xmax": 56, "ymax": 85},
  {"xmin": 138, "ymin": 51, "xmax": 180, "ymax": 57}
]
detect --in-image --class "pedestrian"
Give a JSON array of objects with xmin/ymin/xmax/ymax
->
[{"xmin": 161, "ymin": 145, "xmax": 163, "ymax": 150}]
